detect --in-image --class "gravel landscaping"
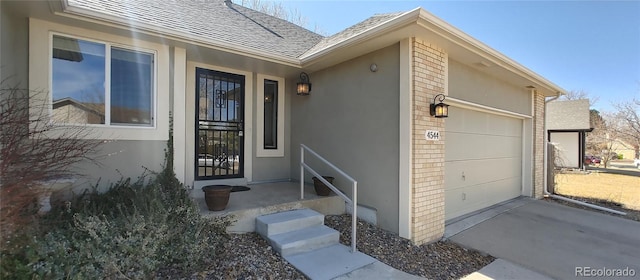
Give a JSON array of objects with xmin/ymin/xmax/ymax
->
[
  {"xmin": 187, "ymin": 214, "xmax": 494, "ymax": 279},
  {"xmin": 325, "ymin": 214, "xmax": 495, "ymax": 279}
]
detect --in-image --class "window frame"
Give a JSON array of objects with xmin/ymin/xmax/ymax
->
[
  {"xmin": 256, "ymin": 74, "xmax": 285, "ymax": 157},
  {"xmin": 29, "ymin": 18, "xmax": 170, "ymax": 141},
  {"xmin": 50, "ymin": 32, "xmax": 158, "ymax": 128},
  {"xmin": 263, "ymin": 79, "xmax": 278, "ymax": 150}
]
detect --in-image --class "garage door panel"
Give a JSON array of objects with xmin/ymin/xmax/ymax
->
[
  {"xmin": 445, "ymin": 177, "xmax": 522, "ymax": 220},
  {"xmin": 448, "ymin": 107, "xmax": 521, "ymax": 137},
  {"xmin": 445, "ymin": 107, "xmax": 522, "ymax": 220},
  {"xmin": 446, "ymin": 132, "xmax": 521, "ymax": 161},
  {"xmin": 445, "ymin": 157, "xmax": 521, "ymax": 190}
]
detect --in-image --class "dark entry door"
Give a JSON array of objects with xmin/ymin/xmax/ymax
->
[{"xmin": 195, "ymin": 68, "xmax": 244, "ymax": 179}]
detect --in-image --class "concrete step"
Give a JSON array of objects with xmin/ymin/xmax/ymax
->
[
  {"xmin": 284, "ymin": 244, "xmax": 377, "ymax": 280},
  {"xmin": 269, "ymin": 225, "xmax": 339, "ymax": 256},
  {"xmin": 256, "ymin": 208, "xmax": 325, "ymax": 237}
]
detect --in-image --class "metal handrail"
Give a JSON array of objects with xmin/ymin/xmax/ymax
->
[{"xmin": 300, "ymin": 144, "xmax": 358, "ymax": 253}]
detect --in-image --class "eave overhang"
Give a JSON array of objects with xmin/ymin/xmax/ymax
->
[
  {"xmin": 55, "ymin": 0, "xmax": 302, "ymax": 68},
  {"xmin": 53, "ymin": 1, "xmax": 566, "ymax": 96},
  {"xmin": 300, "ymin": 8, "xmax": 566, "ymax": 97}
]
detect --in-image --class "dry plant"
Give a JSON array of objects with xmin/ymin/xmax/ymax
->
[
  {"xmin": 548, "ymin": 142, "xmax": 569, "ymax": 194},
  {"xmin": 0, "ymin": 82, "xmax": 103, "ymax": 239}
]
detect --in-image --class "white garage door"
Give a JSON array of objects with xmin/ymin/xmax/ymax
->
[{"xmin": 445, "ymin": 106, "xmax": 522, "ymax": 220}]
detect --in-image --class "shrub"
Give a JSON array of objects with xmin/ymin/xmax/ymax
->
[
  {"xmin": 12, "ymin": 173, "xmax": 231, "ymax": 279},
  {"xmin": 0, "ymin": 85, "xmax": 103, "ymax": 238},
  {"xmin": 1, "ymin": 113, "xmax": 233, "ymax": 279}
]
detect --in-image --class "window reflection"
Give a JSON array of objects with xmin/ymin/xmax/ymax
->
[
  {"xmin": 52, "ymin": 35, "xmax": 105, "ymax": 124},
  {"xmin": 111, "ymin": 48, "xmax": 153, "ymax": 125},
  {"xmin": 51, "ymin": 35, "xmax": 154, "ymax": 126},
  {"xmin": 264, "ymin": 80, "xmax": 277, "ymax": 149}
]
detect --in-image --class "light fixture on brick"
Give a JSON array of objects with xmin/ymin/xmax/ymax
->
[{"xmin": 429, "ymin": 94, "xmax": 449, "ymax": 118}]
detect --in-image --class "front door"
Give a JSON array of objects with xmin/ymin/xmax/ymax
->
[{"xmin": 195, "ymin": 68, "xmax": 244, "ymax": 179}]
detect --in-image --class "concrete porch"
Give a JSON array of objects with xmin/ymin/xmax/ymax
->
[{"xmin": 196, "ymin": 182, "xmax": 346, "ymax": 233}]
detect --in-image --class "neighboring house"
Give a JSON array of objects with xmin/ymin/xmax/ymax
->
[
  {"xmin": 610, "ymin": 139, "xmax": 637, "ymax": 160},
  {"xmin": 0, "ymin": 0, "xmax": 565, "ymax": 245},
  {"xmin": 546, "ymin": 99, "xmax": 592, "ymax": 169},
  {"xmin": 52, "ymin": 97, "xmax": 105, "ymax": 124}
]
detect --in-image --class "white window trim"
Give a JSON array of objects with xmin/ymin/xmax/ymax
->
[
  {"xmin": 50, "ymin": 32, "xmax": 158, "ymax": 127},
  {"xmin": 256, "ymin": 74, "xmax": 285, "ymax": 157},
  {"xmin": 29, "ymin": 18, "xmax": 169, "ymax": 141}
]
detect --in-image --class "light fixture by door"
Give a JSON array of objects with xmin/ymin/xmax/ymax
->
[{"xmin": 297, "ymin": 72, "xmax": 311, "ymax": 95}]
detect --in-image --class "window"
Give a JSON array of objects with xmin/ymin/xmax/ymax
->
[
  {"xmin": 256, "ymin": 74, "xmax": 284, "ymax": 157},
  {"xmin": 263, "ymin": 79, "xmax": 278, "ymax": 149},
  {"xmin": 52, "ymin": 34, "xmax": 154, "ymax": 126}
]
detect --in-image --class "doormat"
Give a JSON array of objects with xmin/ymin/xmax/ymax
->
[{"xmin": 231, "ymin": 186, "xmax": 251, "ymax": 192}]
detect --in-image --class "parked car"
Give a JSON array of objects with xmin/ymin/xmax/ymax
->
[
  {"xmin": 584, "ymin": 155, "xmax": 601, "ymax": 165},
  {"xmin": 592, "ymin": 156, "xmax": 602, "ymax": 164},
  {"xmin": 198, "ymin": 154, "xmax": 216, "ymax": 166},
  {"xmin": 634, "ymin": 158, "xmax": 640, "ymax": 169},
  {"xmin": 198, "ymin": 153, "xmax": 234, "ymax": 169}
]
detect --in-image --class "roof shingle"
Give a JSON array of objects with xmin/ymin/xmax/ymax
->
[
  {"xmin": 302, "ymin": 12, "xmax": 406, "ymax": 57},
  {"xmin": 67, "ymin": 0, "xmax": 324, "ymax": 58},
  {"xmin": 546, "ymin": 99, "xmax": 592, "ymax": 130}
]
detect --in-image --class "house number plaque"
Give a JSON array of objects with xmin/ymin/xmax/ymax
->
[{"xmin": 425, "ymin": 130, "xmax": 440, "ymax": 141}]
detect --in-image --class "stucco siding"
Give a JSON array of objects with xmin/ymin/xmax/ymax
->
[
  {"xmin": 448, "ymin": 59, "xmax": 531, "ymax": 115},
  {"xmin": 550, "ymin": 132, "xmax": 580, "ymax": 168},
  {"xmin": 0, "ymin": 2, "xmax": 28, "ymax": 87},
  {"xmin": 291, "ymin": 44, "xmax": 400, "ymax": 233},
  {"xmin": 250, "ymin": 76, "xmax": 292, "ymax": 182},
  {"xmin": 66, "ymin": 140, "xmax": 165, "ymax": 192}
]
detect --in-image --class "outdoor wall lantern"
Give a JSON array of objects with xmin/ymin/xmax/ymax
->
[
  {"xmin": 430, "ymin": 94, "xmax": 449, "ymax": 118},
  {"xmin": 297, "ymin": 72, "xmax": 311, "ymax": 95}
]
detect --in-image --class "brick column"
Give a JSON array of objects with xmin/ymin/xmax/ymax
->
[
  {"xmin": 533, "ymin": 91, "xmax": 545, "ymax": 198},
  {"xmin": 410, "ymin": 38, "xmax": 447, "ymax": 244}
]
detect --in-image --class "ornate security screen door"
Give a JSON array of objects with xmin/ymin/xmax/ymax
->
[{"xmin": 195, "ymin": 68, "xmax": 244, "ymax": 179}]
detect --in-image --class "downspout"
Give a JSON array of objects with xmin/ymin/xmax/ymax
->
[{"xmin": 542, "ymin": 91, "xmax": 626, "ymax": 216}]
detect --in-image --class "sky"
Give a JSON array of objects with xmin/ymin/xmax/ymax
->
[{"xmin": 276, "ymin": 0, "xmax": 640, "ymax": 113}]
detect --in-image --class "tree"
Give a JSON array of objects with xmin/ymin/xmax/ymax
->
[
  {"xmin": 235, "ymin": 0, "xmax": 308, "ymax": 28},
  {"xmin": 0, "ymin": 83, "xmax": 103, "ymax": 238},
  {"xmin": 560, "ymin": 89, "xmax": 599, "ymax": 107},
  {"xmin": 585, "ymin": 110, "xmax": 622, "ymax": 168},
  {"xmin": 612, "ymin": 98, "xmax": 640, "ymax": 159},
  {"xmin": 590, "ymin": 109, "xmax": 604, "ymax": 130},
  {"xmin": 234, "ymin": 0, "xmax": 328, "ymax": 35}
]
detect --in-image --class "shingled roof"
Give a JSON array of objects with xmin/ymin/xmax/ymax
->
[
  {"xmin": 546, "ymin": 99, "xmax": 592, "ymax": 130},
  {"xmin": 302, "ymin": 12, "xmax": 406, "ymax": 57},
  {"xmin": 66, "ymin": 0, "xmax": 324, "ymax": 58}
]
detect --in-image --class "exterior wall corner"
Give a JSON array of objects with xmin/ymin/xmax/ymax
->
[
  {"xmin": 533, "ymin": 91, "xmax": 546, "ymax": 199},
  {"xmin": 410, "ymin": 38, "xmax": 447, "ymax": 244}
]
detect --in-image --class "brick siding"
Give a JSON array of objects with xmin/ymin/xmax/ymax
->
[
  {"xmin": 410, "ymin": 38, "xmax": 447, "ymax": 244},
  {"xmin": 533, "ymin": 91, "xmax": 546, "ymax": 198}
]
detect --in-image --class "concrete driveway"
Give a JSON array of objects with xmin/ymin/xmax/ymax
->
[{"xmin": 449, "ymin": 199, "xmax": 640, "ymax": 279}]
